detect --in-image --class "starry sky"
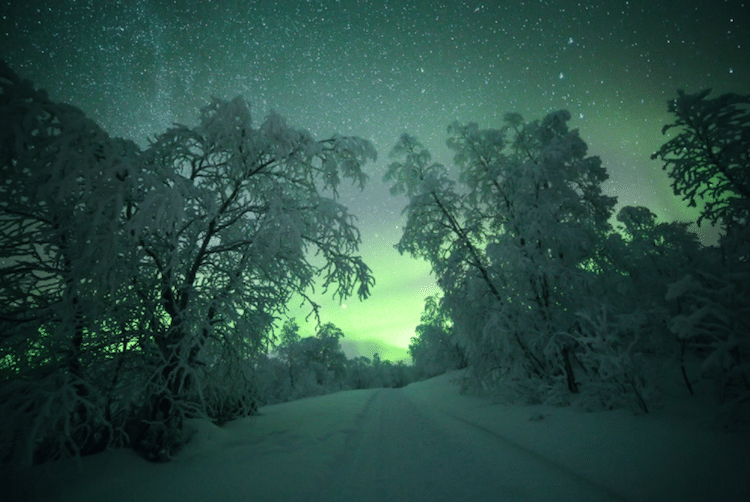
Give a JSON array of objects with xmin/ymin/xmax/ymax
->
[{"xmin": 2, "ymin": 0, "xmax": 748, "ymax": 361}]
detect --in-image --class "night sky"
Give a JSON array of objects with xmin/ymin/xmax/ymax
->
[{"xmin": 2, "ymin": 0, "xmax": 748, "ymax": 361}]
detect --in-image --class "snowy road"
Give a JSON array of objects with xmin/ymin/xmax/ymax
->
[
  {"xmin": 306, "ymin": 388, "xmax": 625, "ymax": 502},
  {"xmin": 10, "ymin": 373, "xmax": 749, "ymax": 501}
]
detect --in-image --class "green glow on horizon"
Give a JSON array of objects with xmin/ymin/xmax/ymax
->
[
  {"xmin": 287, "ymin": 224, "xmax": 437, "ymax": 360},
  {"xmin": 3, "ymin": 0, "xmax": 746, "ymax": 358}
]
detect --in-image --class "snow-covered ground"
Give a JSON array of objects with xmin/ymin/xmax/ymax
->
[{"xmin": 4, "ymin": 371, "xmax": 750, "ymax": 502}]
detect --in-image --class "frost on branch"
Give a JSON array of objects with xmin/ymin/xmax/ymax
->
[
  {"xmin": 654, "ymin": 90, "xmax": 750, "ymax": 426},
  {"xmin": 568, "ymin": 307, "xmax": 652, "ymax": 413},
  {"xmin": 1, "ymin": 62, "xmax": 376, "ymax": 466},
  {"xmin": 666, "ymin": 269, "xmax": 750, "ymax": 411},
  {"xmin": 122, "ymin": 95, "xmax": 376, "ymax": 459},
  {"xmin": 1, "ymin": 61, "xmax": 144, "ymax": 466},
  {"xmin": 387, "ymin": 110, "xmax": 617, "ymax": 400}
]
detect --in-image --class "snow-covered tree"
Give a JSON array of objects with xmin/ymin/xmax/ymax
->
[
  {"xmin": 0, "ymin": 62, "xmax": 377, "ymax": 465},
  {"xmin": 345, "ymin": 356, "xmax": 374, "ymax": 389},
  {"xmin": 601, "ymin": 206, "xmax": 703, "ymax": 349},
  {"xmin": 0, "ymin": 61, "xmax": 143, "ymax": 466},
  {"xmin": 653, "ymin": 90, "xmax": 750, "ymax": 417},
  {"xmin": 666, "ymin": 269, "xmax": 750, "ymax": 406},
  {"xmin": 386, "ymin": 110, "xmax": 616, "ymax": 398},
  {"xmin": 567, "ymin": 305, "xmax": 653, "ymax": 413},
  {"xmin": 275, "ymin": 322, "xmax": 347, "ymax": 395},
  {"xmin": 311, "ymin": 322, "xmax": 347, "ymax": 383},
  {"xmin": 126, "ymin": 96, "xmax": 376, "ymax": 459}
]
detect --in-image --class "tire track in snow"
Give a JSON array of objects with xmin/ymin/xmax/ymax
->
[
  {"xmin": 305, "ymin": 389, "xmax": 382, "ymax": 501},
  {"xmin": 323, "ymin": 389, "xmax": 523, "ymax": 500},
  {"xmin": 307, "ymin": 388, "xmax": 633, "ymax": 501}
]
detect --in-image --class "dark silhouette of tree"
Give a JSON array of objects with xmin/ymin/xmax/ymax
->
[
  {"xmin": 654, "ymin": 90, "xmax": 750, "ymax": 415},
  {"xmin": 652, "ymin": 89, "xmax": 750, "ymax": 229},
  {"xmin": 0, "ymin": 62, "xmax": 376, "ymax": 465},
  {"xmin": 386, "ymin": 111, "xmax": 615, "ymax": 394}
]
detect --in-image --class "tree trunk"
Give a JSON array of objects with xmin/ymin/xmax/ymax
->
[
  {"xmin": 130, "ymin": 358, "xmax": 187, "ymax": 462},
  {"xmin": 130, "ymin": 321, "xmax": 191, "ymax": 462},
  {"xmin": 562, "ymin": 346, "xmax": 579, "ymax": 394}
]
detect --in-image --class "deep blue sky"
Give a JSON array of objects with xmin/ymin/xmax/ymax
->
[{"xmin": 2, "ymin": 0, "xmax": 748, "ymax": 360}]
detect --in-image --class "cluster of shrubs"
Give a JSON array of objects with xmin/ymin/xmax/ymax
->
[{"xmin": 252, "ymin": 319, "xmax": 416, "ymax": 405}]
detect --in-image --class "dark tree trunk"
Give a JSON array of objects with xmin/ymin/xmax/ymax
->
[
  {"xmin": 129, "ymin": 320, "xmax": 192, "ymax": 462},
  {"xmin": 562, "ymin": 346, "xmax": 579, "ymax": 394},
  {"xmin": 129, "ymin": 359, "xmax": 187, "ymax": 462}
]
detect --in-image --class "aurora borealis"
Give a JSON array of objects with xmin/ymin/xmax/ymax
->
[{"xmin": 2, "ymin": 0, "xmax": 748, "ymax": 361}]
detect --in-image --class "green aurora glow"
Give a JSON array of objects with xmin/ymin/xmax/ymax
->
[{"xmin": 2, "ymin": 0, "xmax": 748, "ymax": 361}]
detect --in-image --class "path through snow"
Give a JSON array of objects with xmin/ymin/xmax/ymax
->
[
  {"xmin": 307, "ymin": 388, "xmax": 624, "ymax": 501},
  {"xmin": 5, "ymin": 371, "xmax": 750, "ymax": 501}
]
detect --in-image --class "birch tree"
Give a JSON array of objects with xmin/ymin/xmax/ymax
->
[
  {"xmin": 386, "ymin": 110, "xmax": 616, "ymax": 396},
  {"xmin": 0, "ymin": 62, "xmax": 377, "ymax": 464},
  {"xmin": 128, "ymin": 96, "xmax": 376, "ymax": 459},
  {"xmin": 0, "ymin": 61, "xmax": 142, "ymax": 465}
]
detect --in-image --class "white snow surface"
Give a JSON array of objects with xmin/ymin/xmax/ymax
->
[{"xmin": 4, "ymin": 370, "xmax": 750, "ymax": 502}]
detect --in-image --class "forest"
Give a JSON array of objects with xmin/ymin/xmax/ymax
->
[{"xmin": 1, "ymin": 60, "xmax": 748, "ymax": 468}]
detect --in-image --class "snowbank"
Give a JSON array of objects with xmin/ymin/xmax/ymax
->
[
  {"xmin": 4, "ymin": 389, "xmax": 379, "ymax": 502},
  {"xmin": 403, "ymin": 370, "xmax": 750, "ymax": 502}
]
